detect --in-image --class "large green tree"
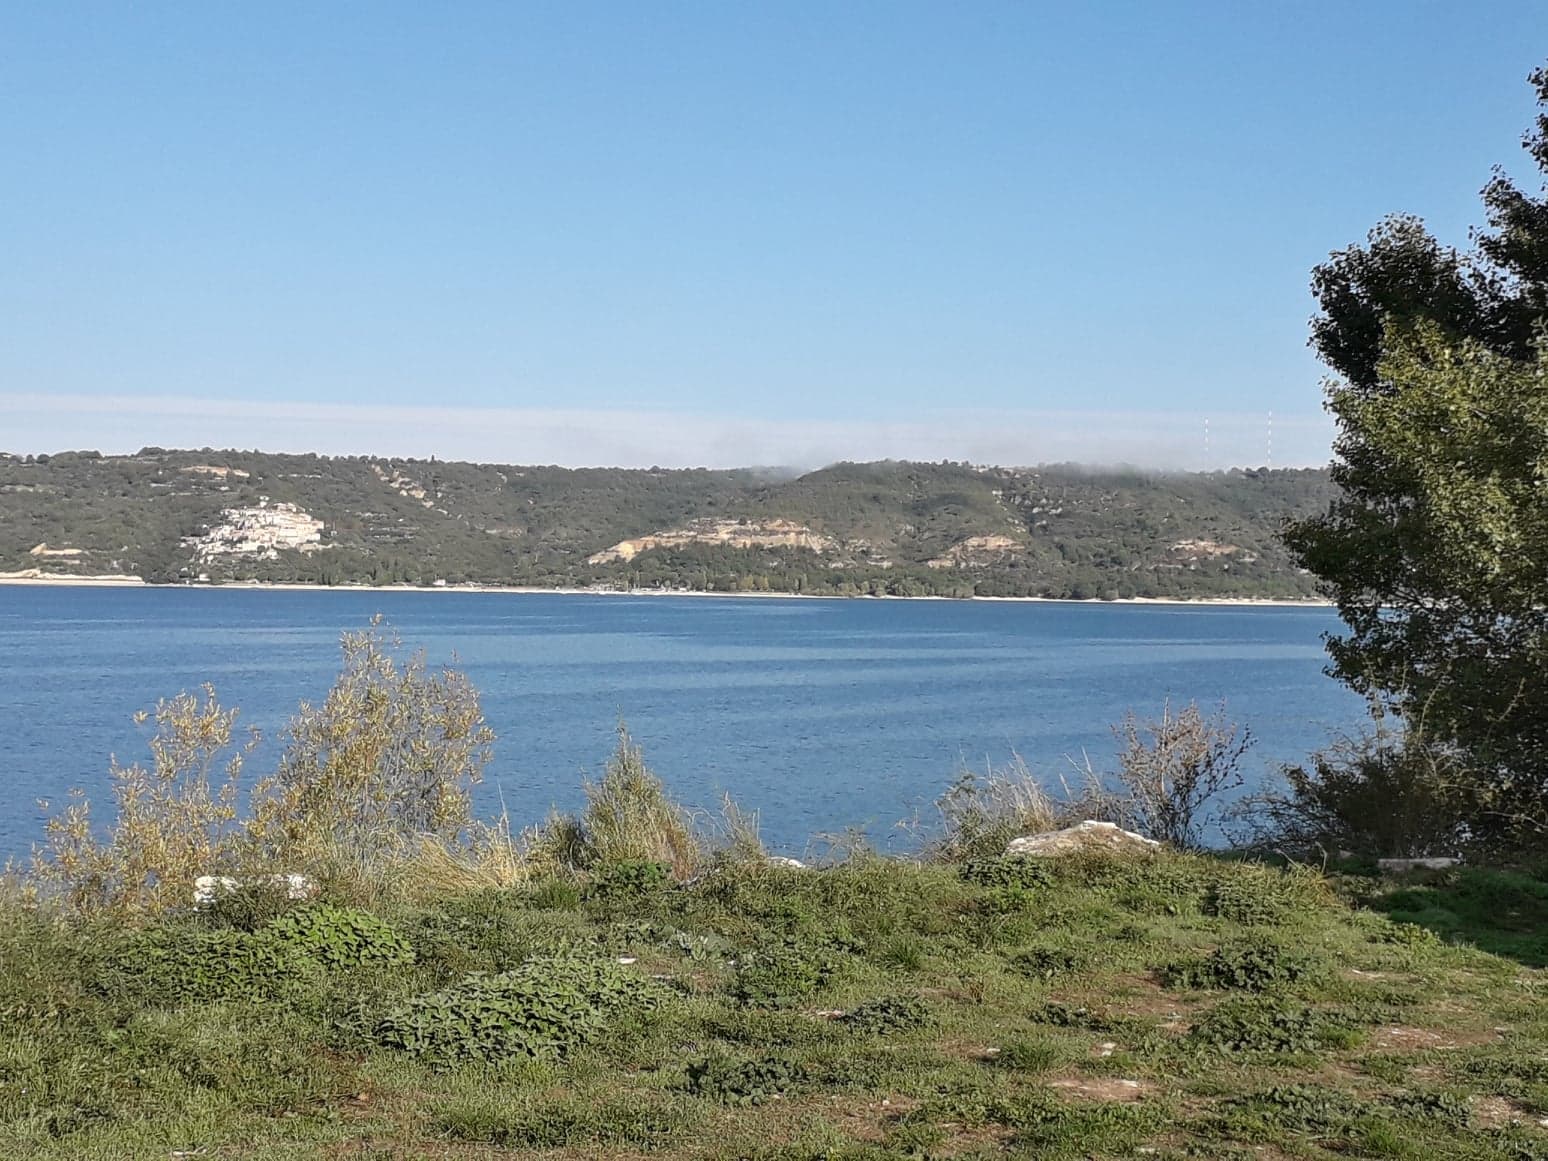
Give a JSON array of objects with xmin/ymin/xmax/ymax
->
[{"xmin": 1288, "ymin": 66, "xmax": 1548, "ymax": 834}]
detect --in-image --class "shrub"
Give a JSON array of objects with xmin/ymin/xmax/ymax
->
[
  {"xmin": 375, "ymin": 953, "xmax": 665, "ymax": 1066},
  {"xmin": 97, "ymin": 927, "xmax": 314, "ymax": 1006},
  {"xmin": 684, "ymin": 1052, "xmax": 805, "ymax": 1105},
  {"xmin": 1110, "ymin": 700, "xmax": 1254, "ymax": 849},
  {"xmin": 1232, "ymin": 727, "xmax": 1475, "ymax": 859},
  {"xmin": 267, "ymin": 904, "xmax": 415, "ymax": 970},
  {"xmin": 250, "ymin": 622, "xmax": 494, "ymax": 868},
  {"xmin": 30, "ymin": 622, "xmax": 496, "ymax": 917},
  {"xmin": 1163, "ymin": 941, "xmax": 1318, "ymax": 993},
  {"xmin": 32, "ymin": 688, "xmax": 254, "ymax": 919},
  {"xmin": 840, "ymin": 996, "xmax": 933, "ymax": 1036}
]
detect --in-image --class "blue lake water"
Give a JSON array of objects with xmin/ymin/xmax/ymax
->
[{"xmin": 0, "ymin": 587, "xmax": 1366, "ymax": 856}]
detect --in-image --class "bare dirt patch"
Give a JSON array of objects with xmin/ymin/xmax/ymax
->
[
  {"xmin": 1469, "ymin": 1095, "xmax": 1548, "ymax": 1132},
  {"xmin": 819, "ymin": 1094, "xmax": 915, "ymax": 1143},
  {"xmin": 1346, "ymin": 967, "xmax": 1418, "ymax": 983},
  {"xmin": 1048, "ymin": 1076, "xmax": 1153, "ymax": 1102},
  {"xmin": 1104, "ymin": 971, "xmax": 1197, "ymax": 1034},
  {"xmin": 1371, "ymin": 1025, "xmax": 1500, "ymax": 1052}
]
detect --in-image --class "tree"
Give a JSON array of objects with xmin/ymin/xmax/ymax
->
[
  {"xmin": 1288, "ymin": 65, "xmax": 1548, "ymax": 837},
  {"xmin": 1309, "ymin": 67, "xmax": 1548, "ymax": 389},
  {"xmin": 1286, "ymin": 330, "xmax": 1548, "ymax": 829}
]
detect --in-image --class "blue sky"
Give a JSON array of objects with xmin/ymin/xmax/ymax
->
[{"xmin": 2, "ymin": 2, "xmax": 1545, "ymax": 467}]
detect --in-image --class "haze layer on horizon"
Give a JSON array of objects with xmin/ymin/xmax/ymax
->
[{"xmin": 0, "ymin": 394, "xmax": 1332, "ymax": 472}]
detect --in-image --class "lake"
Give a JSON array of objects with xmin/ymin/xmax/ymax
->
[{"xmin": 0, "ymin": 586, "xmax": 1366, "ymax": 855}]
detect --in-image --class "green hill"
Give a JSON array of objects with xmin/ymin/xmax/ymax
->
[{"xmin": 0, "ymin": 449, "xmax": 1335, "ymax": 599}]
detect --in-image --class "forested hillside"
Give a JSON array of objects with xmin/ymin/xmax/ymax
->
[{"xmin": 0, "ymin": 449, "xmax": 1334, "ymax": 599}]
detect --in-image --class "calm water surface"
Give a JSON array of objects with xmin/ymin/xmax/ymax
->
[{"xmin": 0, "ymin": 587, "xmax": 1364, "ymax": 854}]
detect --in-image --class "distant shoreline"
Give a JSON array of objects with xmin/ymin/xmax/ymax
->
[{"xmin": 0, "ymin": 572, "xmax": 1332, "ymax": 608}]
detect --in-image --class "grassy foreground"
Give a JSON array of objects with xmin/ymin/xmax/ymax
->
[{"xmin": 1, "ymin": 852, "xmax": 1544, "ymax": 1160}]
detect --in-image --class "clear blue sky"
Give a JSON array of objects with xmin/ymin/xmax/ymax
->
[{"xmin": 2, "ymin": 2, "xmax": 1545, "ymax": 467}]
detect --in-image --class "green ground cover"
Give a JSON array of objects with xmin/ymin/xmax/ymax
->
[{"xmin": 1, "ymin": 853, "xmax": 1543, "ymax": 1160}]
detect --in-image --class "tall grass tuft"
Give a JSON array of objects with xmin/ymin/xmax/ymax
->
[
  {"xmin": 395, "ymin": 818, "xmax": 530, "ymax": 901},
  {"xmin": 531, "ymin": 725, "xmax": 701, "ymax": 878},
  {"xmin": 929, "ymin": 755, "xmax": 1062, "ymax": 863},
  {"xmin": 701, "ymin": 793, "xmax": 768, "ymax": 866}
]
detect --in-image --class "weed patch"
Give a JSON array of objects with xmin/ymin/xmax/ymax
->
[
  {"xmin": 990, "ymin": 1034, "xmax": 1070, "ymax": 1074},
  {"xmin": 1189, "ymin": 997, "xmax": 1363, "ymax": 1054},
  {"xmin": 587, "ymin": 858, "xmax": 671, "ymax": 901},
  {"xmin": 438, "ymin": 1091, "xmax": 700, "ymax": 1148},
  {"xmin": 840, "ymin": 996, "xmax": 933, "ymax": 1036},
  {"xmin": 734, "ymin": 935, "xmax": 853, "ymax": 1008},
  {"xmin": 1221, "ymin": 1083, "xmax": 1372, "ymax": 1133},
  {"xmin": 96, "ymin": 926, "xmax": 315, "ymax": 1006},
  {"xmin": 267, "ymin": 904, "xmax": 414, "ymax": 970},
  {"xmin": 960, "ymin": 855, "xmax": 1052, "ymax": 891},
  {"xmin": 375, "ymin": 953, "xmax": 666, "ymax": 1065},
  {"xmin": 1207, "ymin": 862, "xmax": 1331, "ymax": 926},
  {"xmin": 685, "ymin": 1051, "xmax": 806, "ymax": 1104},
  {"xmin": 1163, "ymin": 941, "xmax": 1320, "ymax": 993},
  {"xmin": 1009, "ymin": 944, "xmax": 1089, "ymax": 982}
]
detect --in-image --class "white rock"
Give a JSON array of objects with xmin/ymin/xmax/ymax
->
[
  {"xmin": 767, "ymin": 856, "xmax": 807, "ymax": 869},
  {"xmin": 1004, "ymin": 819, "xmax": 1160, "ymax": 858},
  {"xmin": 277, "ymin": 872, "xmax": 319, "ymax": 899},
  {"xmin": 192, "ymin": 872, "xmax": 319, "ymax": 907},
  {"xmin": 1376, "ymin": 857, "xmax": 1461, "ymax": 873},
  {"xmin": 192, "ymin": 875, "xmax": 239, "ymax": 906}
]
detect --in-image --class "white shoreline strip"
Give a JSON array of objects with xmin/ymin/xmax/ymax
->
[{"xmin": 0, "ymin": 574, "xmax": 1331, "ymax": 607}]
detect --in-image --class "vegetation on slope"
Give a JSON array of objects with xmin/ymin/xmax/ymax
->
[
  {"xmin": 0, "ymin": 449, "xmax": 1332, "ymax": 598},
  {"xmin": 3, "ymin": 827, "xmax": 1544, "ymax": 1158}
]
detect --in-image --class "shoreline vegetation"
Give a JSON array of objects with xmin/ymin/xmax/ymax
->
[
  {"xmin": 0, "ymin": 571, "xmax": 1334, "ymax": 606},
  {"xmin": 1, "ymin": 625, "xmax": 1542, "ymax": 1159}
]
